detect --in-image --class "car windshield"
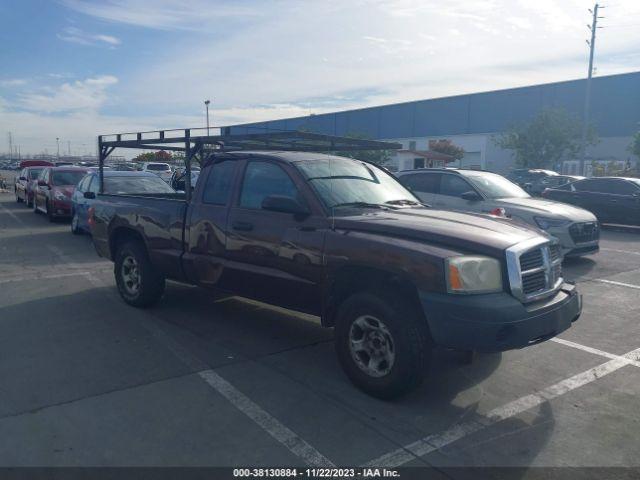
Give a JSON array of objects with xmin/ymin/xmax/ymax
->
[
  {"xmin": 462, "ymin": 171, "xmax": 530, "ymax": 199},
  {"xmin": 146, "ymin": 163, "xmax": 170, "ymax": 171},
  {"xmin": 52, "ymin": 170, "xmax": 87, "ymax": 186},
  {"xmin": 295, "ymin": 157, "xmax": 417, "ymax": 208},
  {"xmin": 104, "ymin": 175, "xmax": 176, "ymax": 194},
  {"xmin": 28, "ymin": 169, "xmax": 43, "ymax": 179}
]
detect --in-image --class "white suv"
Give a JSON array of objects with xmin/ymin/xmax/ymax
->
[
  {"xmin": 397, "ymin": 168, "xmax": 599, "ymax": 257},
  {"xmin": 141, "ymin": 162, "xmax": 173, "ymax": 183}
]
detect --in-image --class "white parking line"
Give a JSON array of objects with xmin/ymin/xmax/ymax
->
[
  {"xmin": 363, "ymin": 346, "xmax": 640, "ymax": 467},
  {"xmin": 53, "ymin": 254, "xmax": 335, "ymax": 468},
  {"xmin": 600, "ymin": 248, "xmax": 640, "ymax": 256},
  {"xmin": 551, "ymin": 337, "xmax": 640, "ymax": 367},
  {"xmin": 199, "ymin": 370, "xmax": 334, "ymax": 467},
  {"xmin": 591, "ymin": 278, "xmax": 640, "ymax": 290},
  {"xmin": 0, "ymin": 271, "xmax": 94, "ymax": 285}
]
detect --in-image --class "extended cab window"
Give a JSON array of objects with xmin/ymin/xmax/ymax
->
[
  {"xmin": 240, "ymin": 161, "xmax": 299, "ymax": 210},
  {"xmin": 440, "ymin": 174, "xmax": 473, "ymax": 197},
  {"xmin": 203, "ymin": 161, "xmax": 236, "ymax": 205}
]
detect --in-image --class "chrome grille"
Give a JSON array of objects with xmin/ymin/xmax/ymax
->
[{"xmin": 506, "ymin": 238, "xmax": 564, "ymax": 303}]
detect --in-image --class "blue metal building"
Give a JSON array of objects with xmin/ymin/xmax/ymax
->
[{"xmin": 225, "ymin": 71, "xmax": 640, "ymax": 174}]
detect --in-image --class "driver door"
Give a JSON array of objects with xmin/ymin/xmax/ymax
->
[
  {"xmin": 224, "ymin": 159, "xmax": 327, "ymax": 314},
  {"xmin": 432, "ymin": 173, "xmax": 483, "ymax": 213}
]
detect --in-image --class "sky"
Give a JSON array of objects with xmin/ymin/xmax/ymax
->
[{"xmin": 1, "ymin": 0, "xmax": 639, "ymax": 157}]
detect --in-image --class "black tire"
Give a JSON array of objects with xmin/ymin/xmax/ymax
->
[
  {"xmin": 70, "ymin": 210, "xmax": 82, "ymax": 235},
  {"xmin": 114, "ymin": 240, "xmax": 165, "ymax": 308},
  {"xmin": 33, "ymin": 196, "xmax": 40, "ymax": 214},
  {"xmin": 335, "ymin": 291, "xmax": 431, "ymax": 399},
  {"xmin": 16, "ymin": 190, "xmax": 23, "ymax": 203}
]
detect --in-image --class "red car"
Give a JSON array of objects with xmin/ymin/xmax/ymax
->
[
  {"xmin": 15, "ymin": 166, "xmax": 46, "ymax": 207},
  {"xmin": 33, "ymin": 167, "xmax": 89, "ymax": 221}
]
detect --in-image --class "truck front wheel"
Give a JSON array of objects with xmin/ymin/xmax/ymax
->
[
  {"xmin": 115, "ymin": 240, "xmax": 165, "ymax": 308},
  {"xmin": 335, "ymin": 291, "xmax": 431, "ymax": 399}
]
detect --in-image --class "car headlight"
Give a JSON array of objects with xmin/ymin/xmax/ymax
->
[
  {"xmin": 54, "ymin": 191, "xmax": 67, "ymax": 201},
  {"xmin": 446, "ymin": 256, "xmax": 503, "ymax": 294},
  {"xmin": 534, "ymin": 216, "xmax": 570, "ymax": 230}
]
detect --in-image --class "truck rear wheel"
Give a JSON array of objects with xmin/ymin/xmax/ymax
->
[
  {"xmin": 115, "ymin": 240, "xmax": 165, "ymax": 308},
  {"xmin": 335, "ymin": 291, "xmax": 431, "ymax": 399}
]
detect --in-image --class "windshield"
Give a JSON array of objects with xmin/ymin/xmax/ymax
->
[
  {"xmin": 295, "ymin": 157, "xmax": 417, "ymax": 208},
  {"xmin": 146, "ymin": 163, "xmax": 170, "ymax": 171},
  {"xmin": 104, "ymin": 175, "xmax": 176, "ymax": 194},
  {"xmin": 28, "ymin": 169, "xmax": 43, "ymax": 179},
  {"xmin": 462, "ymin": 171, "xmax": 530, "ymax": 199},
  {"xmin": 52, "ymin": 170, "xmax": 87, "ymax": 186}
]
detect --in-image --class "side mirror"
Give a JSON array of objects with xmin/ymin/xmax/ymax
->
[
  {"xmin": 461, "ymin": 190, "xmax": 481, "ymax": 201},
  {"xmin": 19, "ymin": 176, "xmax": 27, "ymax": 181},
  {"xmin": 84, "ymin": 191, "xmax": 96, "ymax": 199},
  {"xmin": 261, "ymin": 195, "xmax": 310, "ymax": 216},
  {"xmin": 37, "ymin": 180, "xmax": 47, "ymax": 187}
]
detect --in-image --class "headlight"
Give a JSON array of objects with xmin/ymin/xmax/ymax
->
[
  {"xmin": 446, "ymin": 256, "xmax": 503, "ymax": 294},
  {"xmin": 54, "ymin": 191, "xmax": 67, "ymax": 200},
  {"xmin": 534, "ymin": 216, "xmax": 570, "ymax": 230}
]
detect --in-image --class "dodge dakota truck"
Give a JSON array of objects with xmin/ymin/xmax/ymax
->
[{"xmin": 89, "ymin": 151, "xmax": 582, "ymax": 398}]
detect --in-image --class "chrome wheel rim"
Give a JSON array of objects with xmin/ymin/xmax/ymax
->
[
  {"xmin": 121, "ymin": 256, "xmax": 140, "ymax": 295},
  {"xmin": 349, "ymin": 315, "xmax": 395, "ymax": 378}
]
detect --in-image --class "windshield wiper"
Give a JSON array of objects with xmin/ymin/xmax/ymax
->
[
  {"xmin": 332, "ymin": 201, "xmax": 397, "ymax": 210},
  {"xmin": 385, "ymin": 199, "xmax": 431, "ymax": 207}
]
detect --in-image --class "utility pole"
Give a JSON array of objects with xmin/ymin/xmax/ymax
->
[
  {"xmin": 7, "ymin": 132, "xmax": 12, "ymax": 161},
  {"xmin": 580, "ymin": 3, "xmax": 604, "ymax": 175},
  {"xmin": 204, "ymin": 99, "xmax": 211, "ymax": 136},
  {"xmin": 67, "ymin": 141, "xmax": 71, "ymax": 156},
  {"xmin": 56, "ymin": 137, "xmax": 60, "ymax": 160}
]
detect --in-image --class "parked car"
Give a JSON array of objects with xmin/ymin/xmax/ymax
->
[
  {"xmin": 531, "ymin": 175, "xmax": 585, "ymax": 196},
  {"xmin": 71, "ymin": 171, "xmax": 176, "ymax": 234},
  {"xmin": 541, "ymin": 177, "xmax": 640, "ymax": 226},
  {"xmin": 170, "ymin": 166, "xmax": 201, "ymax": 191},
  {"xmin": 19, "ymin": 160, "xmax": 54, "ymax": 169},
  {"xmin": 141, "ymin": 162, "xmax": 173, "ymax": 183},
  {"xmin": 33, "ymin": 167, "xmax": 89, "ymax": 221},
  {"xmin": 14, "ymin": 166, "xmax": 46, "ymax": 207},
  {"xmin": 506, "ymin": 169, "xmax": 558, "ymax": 195},
  {"xmin": 89, "ymin": 152, "xmax": 581, "ymax": 398},
  {"xmin": 397, "ymin": 168, "xmax": 599, "ymax": 257}
]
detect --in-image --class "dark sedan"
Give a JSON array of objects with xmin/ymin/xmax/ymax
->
[
  {"xmin": 33, "ymin": 167, "xmax": 89, "ymax": 221},
  {"xmin": 70, "ymin": 170, "xmax": 175, "ymax": 234},
  {"xmin": 542, "ymin": 177, "xmax": 640, "ymax": 225}
]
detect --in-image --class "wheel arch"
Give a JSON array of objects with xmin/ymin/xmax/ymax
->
[{"xmin": 323, "ymin": 265, "xmax": 426, "ymax": 329}]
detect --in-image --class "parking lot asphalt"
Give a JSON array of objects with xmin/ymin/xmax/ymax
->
[{"xmin": 1, "ymin": 169, "xmax": 639, "ymax": 469}]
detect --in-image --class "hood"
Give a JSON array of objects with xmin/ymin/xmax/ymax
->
[
  {"xmin": 333, "ymin": 207, "xmax": 547, "ymax": 256},
  {"xmin": 496, "ymin": 197, "xmax": 596, "ymax": 221},
  {"xmin": 55, "ymin": 186, "xmax": 75, "ymax": 198}
]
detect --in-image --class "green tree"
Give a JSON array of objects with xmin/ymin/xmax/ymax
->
[
  {"xmin": 428, "ymin": 139, "xmax": 464, "ymax": 161},
  {"xmin": 493, "ymin": 108, "xmax": 598, "ymax": 169},
  {"xmin": 333, "ymin": 132, "xmax": 391, "ymax": 166}
]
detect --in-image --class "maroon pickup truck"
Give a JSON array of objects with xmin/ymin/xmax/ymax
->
[{"xmin": 90, "ymin": 151, "xmax": 581, "ymax": 398}]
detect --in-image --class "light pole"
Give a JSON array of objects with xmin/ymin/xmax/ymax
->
[
  {"xmin": 204, "ymin": 99, "xmax": 211, "ymax": 136},
  {"xmin": 56, "ymin": 137, "xmax": 60, "ymax": 160}
]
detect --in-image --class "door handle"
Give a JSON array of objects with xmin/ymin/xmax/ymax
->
[{"xmin": 232, "ymin": 221, "xmax": 253, "ymax": 231}]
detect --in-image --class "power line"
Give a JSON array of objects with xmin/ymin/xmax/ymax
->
[{"xmin": 580, "ymin": 3, "xmax": 605, "ymax": 175}]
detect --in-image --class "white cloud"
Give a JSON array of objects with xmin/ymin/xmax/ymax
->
[
  {"xmin": 4, "ymin": 0, "xmax": 640, "ymax": 156},
  {"xmin": 17, "ymin": 76, "xmax": 118, "ymax": 113},
  {"xmin": 1, "ymin": 78, "xmax": 28, "ymax": 87},
  {"xmin": 57, "ymin": 26, "xmax": 121, "ymax": 47},
  {"xmin": 62, "ymin": 0, "xmax": 262, "ymax": 31}
]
